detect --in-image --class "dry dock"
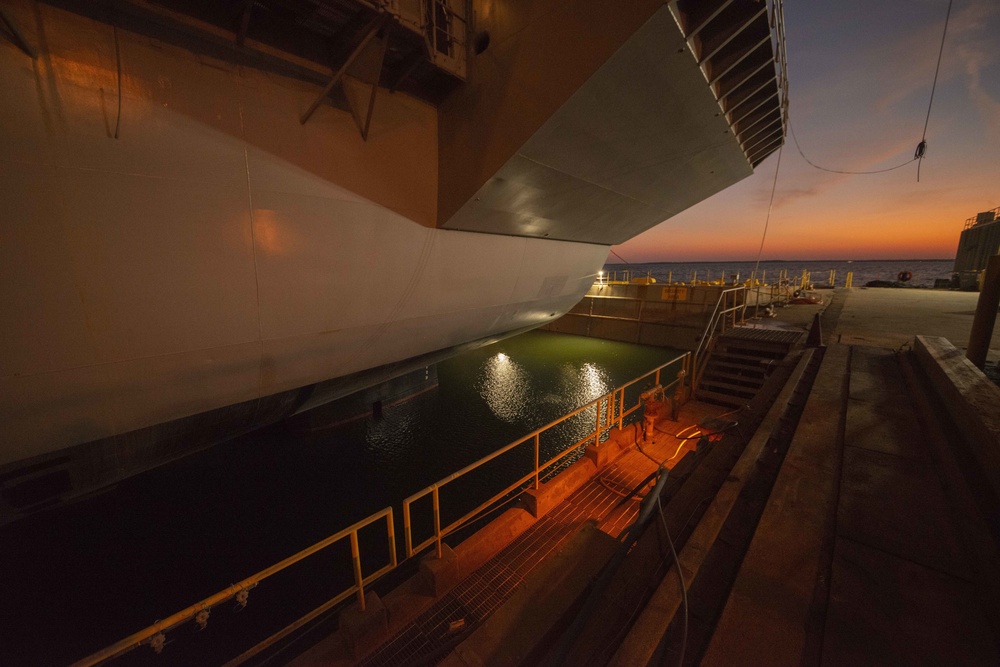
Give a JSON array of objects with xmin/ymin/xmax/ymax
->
[{"xmin": 287, "ymin": 286, "xmax": 1000, "ymax": 666}]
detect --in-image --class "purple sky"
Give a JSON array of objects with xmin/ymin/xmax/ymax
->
[{"xmin": 614, "ymin": 0, "xmax": 1000, "ymax": 262}]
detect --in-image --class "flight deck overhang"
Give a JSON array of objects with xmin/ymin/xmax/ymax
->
[{"xmin": 438, "ymin": 0, "xmax": 786, "ymax": 246}]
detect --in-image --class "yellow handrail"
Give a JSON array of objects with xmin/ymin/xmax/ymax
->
[
  {"xmin": 693, "ymin": 286, "xmax": 746, "ymax": 394},
  {"xmin": 403, "ymin": 351, "xmax": 691, "ymax": 559},
  {"xmin": 76, "ymin": 350, "xmax": 691, "ymax": 665},
  {"xmin": 72, "ymin": 508, "xmax": 397, "ymax": 666}
]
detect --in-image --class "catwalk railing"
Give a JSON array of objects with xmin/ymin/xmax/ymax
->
[
  {"xmin": 402, "ymin": 350, "xmax": 692, "ymax": 559},
  {"xmin": 70, "ymin": 509, "xmax": 397, "ymax": 666},
  {"xmin": 693, "ymin": 286, "xmax": 746, "ymax": 395},
  {"xmin": 73, "ymin": 351, "xmax": 691, "ymax": 665}
]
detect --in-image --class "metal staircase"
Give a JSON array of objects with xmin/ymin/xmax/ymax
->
[{"xmin": 696, "ymin": 328, "xmax": 803, "ymax": 407}]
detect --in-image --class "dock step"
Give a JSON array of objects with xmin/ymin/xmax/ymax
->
[
  {"xmin": 697, "ymin": 327, "xmax": 804, "ymax": 405},
  {"xmin": 695, "ymin": 389, "xmax": 747, "ymax": 408},
  {"xmin": 700, "ymin": 370, "xmax": 766, "ymax": 386},
  {"xmin": 705, "ymin": 359, "xmax": 768, "ymax": 376},
  {"xmin": 698, "ymin": 378, "xmax": 759, "ymax": 395},
  {"xmin": 719, "ymin": 327, "xmax": 804, "ymax": 346},
  {"xmin": 711, "ymin": 351, "xmax": 783, "ymax": 364}
]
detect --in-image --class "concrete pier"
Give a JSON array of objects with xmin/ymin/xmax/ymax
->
[{"xmin": 702, "ymin": 287, "xmax": 1000, "ymax": 666}]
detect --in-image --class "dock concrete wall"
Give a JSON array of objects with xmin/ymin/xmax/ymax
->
[
  {"xmin": 543, "ymin": 283, "xmax": 735, "ymax": 350},
  {"xmin": 913, "ymin": 336, "xmax": 1000, "ymax": 502}
]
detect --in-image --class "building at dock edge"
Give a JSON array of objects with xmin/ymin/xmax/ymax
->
[
  {"xmin": 954, "ymin": 207, "xmax": 1000, "ymax": 288},
  {"xmin": 0, "ymin": 0, "xmax": 786, "ymax": 523}
]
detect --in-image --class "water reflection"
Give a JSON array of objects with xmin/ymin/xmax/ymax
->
[
  {"xmin": 577, "ymin": 362, "xmax": 610, "ymax": 403},
  {"xmin": 364, "ymin": 401, "xmax": 418, "ymax": 457},
  {"xmin": 477, "ymin": 352, "xmax": 531, "ymax": 422}
]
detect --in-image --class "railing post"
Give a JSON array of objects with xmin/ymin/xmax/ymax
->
[
  {"xmin": 594, "ymin": 398, "xmax": 602, "ymax": 446},
  {"xmin": 534, "ymin": 433, "xmax": 540, "ymax": 489},
  {"xmin": 692, "ymin": 354, "xmax": 698, "ymax": 395},
  {"xmin": 432, "ymin": 486, "xmax": 442, "ymax": 560},
  {"xmin": 618, "ymin": 389, "xmax": 624, "ymax": 430},
  {"xmin": 403, "ymin": 502, "xmax": 413, "ymax": 558},
  {"xmin": 655, "ymin": 368, "xmax": 661, "ymax": 386},
  {"xmin": 386, "ymin": 510, "xmax": 397, "ymax": 568},
  {"xmin": 350, "ymin": 531, "xmax": 365, "ymax": 610}
]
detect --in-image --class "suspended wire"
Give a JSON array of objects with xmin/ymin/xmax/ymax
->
[
  {"xmin": 113, "ymin": 22, "xmax": 122, "ymax": 139},
  {"xmin": 751, "ymin": 144, "xmax": 784, "ymax": 283},
  {"xmin": 917, "ymin": 0, "xmax": 954, "ymax": 182},
  {"xmin": 788, "ymin": 0, "xmax": 953, "ymax": 182},
  {"xmin": 789, "ymin": 119, "xmax": 916, "ymax": 175},
  {"xmin": 609, "ymin": 248, "xmax": 632, "ymax": 265},
  {"xmin": 657, "ymin": 490, "xmax": 687, "ymax": 667}
]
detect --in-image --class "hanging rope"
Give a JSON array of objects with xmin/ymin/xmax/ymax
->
[
  {"xmin": 113, "ymin": 22, "xmax": 123, "ymax": 139},
  {"xmin": 751, "ymin": 144, "xmax": 784, "ymax": 283},
  {"xmin": 916, "ymin": 0, "xmax": 954, "ymax": 182},
  {"xmin": 609, "ymin": 249, "xmax": 632, "ymax": 265},
  {"xmin": 788, "ymin": 0, "xmax": 953, "ymax": 182},
  {"xmin": 789, "ymin": 119, "xmax": 916, "ymax": 175}
]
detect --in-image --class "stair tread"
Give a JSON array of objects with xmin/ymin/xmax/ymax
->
[
  {"xmin": 699, "ymin": 379, "xmax": 758, "ymax": 395},
  {"xmin": 717, "ymin": 346, "xmax": 790, "ymax": 359},
  {"xmin": 720, "ymin": 327, "xmax": 804, "ymax": 345},
  {"xmin": 713, "ymin": 350, "xmax": 786, "ymax": 362},
  {"xmin": 701, "ymin": 370, "xmax": 766, "ymax": 385},
  {"xmin": 705, "ymin": 360, "xmax": 765, "ymax": 379},
  {"xmin": 696, "ymin": 389, "xmax": 745, "ymax": 407}
]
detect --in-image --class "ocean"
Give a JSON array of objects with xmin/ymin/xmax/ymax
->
[{"xmin": 603, "ymin": 259, "xmax": 956, "ymax": 289}]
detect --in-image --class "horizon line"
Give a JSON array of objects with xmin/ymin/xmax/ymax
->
[{"xmin": 604, "ymin": 258, "xmax": 956, "ymax": 264}]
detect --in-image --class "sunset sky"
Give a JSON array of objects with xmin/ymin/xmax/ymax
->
[{"xmin": 614, "ymin": 0, "xmax": 1000, "ymax": 263}]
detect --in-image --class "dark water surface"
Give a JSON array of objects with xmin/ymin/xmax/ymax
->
[{"xmin": 1, "ymin": 331, "xmax": 682, "ymax": 666}]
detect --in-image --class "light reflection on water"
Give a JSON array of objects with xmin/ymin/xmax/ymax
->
[
  {"xmin": 476, "ymin": 352, "xmax": 613, "ymax": 430},
  {"xmin": 342, "ymin": 330, "xmax": 686, "ymax": 516},
  {"xmin": 350, "ymin": 332, "xmax": 681, "ymax": 495},
  {"xmin": 573, "ymin": 362, "xmax": 611, "ymax": 405},
  {"xmin": 476, "ymin": 355, "xmax": 613, "ymax": 449},
  {"xmin": 477, "ymin": 352, "xmax": 532, "ymax": 422}
]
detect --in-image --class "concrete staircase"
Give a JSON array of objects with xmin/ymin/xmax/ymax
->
[{"xmin": 697, "ymin": 328, "xmax": 804, "ymax": 407}]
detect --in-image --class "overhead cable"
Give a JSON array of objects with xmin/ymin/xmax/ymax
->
[
  {"xmin": 789, "ymin": 120, "xmax": 916, "ymax": 175},
  {"xmin": 750, "ymin": 144, "xmax": 784, "ymax": 283},
  {"xmin": 917, "ymin": 0, "xmax": 954, "ymax": 181},
  {"xmin": 788, "ymin": 0, "xmax": 953, "ymax": 181},
  {"xmin": 610, "ymin": 249, "xmax": 632, "ymax": 265}
]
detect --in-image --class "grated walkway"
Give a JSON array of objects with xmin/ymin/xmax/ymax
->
[{"xmin": 358, "ymin": 403, "xmax": 725, "ymax": 667}]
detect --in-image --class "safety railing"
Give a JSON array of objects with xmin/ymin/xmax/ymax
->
[
  {"xmin": 692, "ymin": 286, "xmax": 746, "ymax": 394},
  {"xmin": 72, "ymin": 508, "xmax": 397, "ymax": 666},
  {"xmin": 75, "ymin": 352, "xmax": 694, "ymax": 664},
  {"xmin": 964, "ymin": 206, "xmax": 999, "ymax": 230},
  {"xmin": 425, "ymin": 0, "xmax": 468, "ymax": 78},
  {"xmin": 402, "ymin": 351, "xmax": 691, "ymax": 559}
]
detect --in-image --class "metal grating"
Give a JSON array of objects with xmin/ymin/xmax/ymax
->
[{"xmin": 722, "ymin": 327, "xmax": 804, "ymax": 345}]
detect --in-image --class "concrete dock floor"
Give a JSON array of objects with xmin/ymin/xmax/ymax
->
[{"xmin": 704, "ymin": 287, "xmax": 1000, "ymax": 666}]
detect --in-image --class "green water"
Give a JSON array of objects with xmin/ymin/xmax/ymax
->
[{"xmin": 326, "ymin": 331, "xmax": 684, "ymax": 529}]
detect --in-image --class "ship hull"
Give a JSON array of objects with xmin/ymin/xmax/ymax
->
[{"xmin": 0, "ymin": 1, "xmax": 607, "ymax": 519}]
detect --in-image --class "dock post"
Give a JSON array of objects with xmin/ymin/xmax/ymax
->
[{"xmin": 966, "ymin": 254, "xmax": 1000, "ymax": 369}]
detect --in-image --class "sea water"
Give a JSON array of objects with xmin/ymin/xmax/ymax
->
[{"xmin": 605, "ymin": 259, "xmax": 955, "ymax": 288}]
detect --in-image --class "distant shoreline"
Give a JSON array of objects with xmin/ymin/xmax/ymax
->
[{"xmin": 604, "ymin": 258, "xmax": 955, "ymax": 264}]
